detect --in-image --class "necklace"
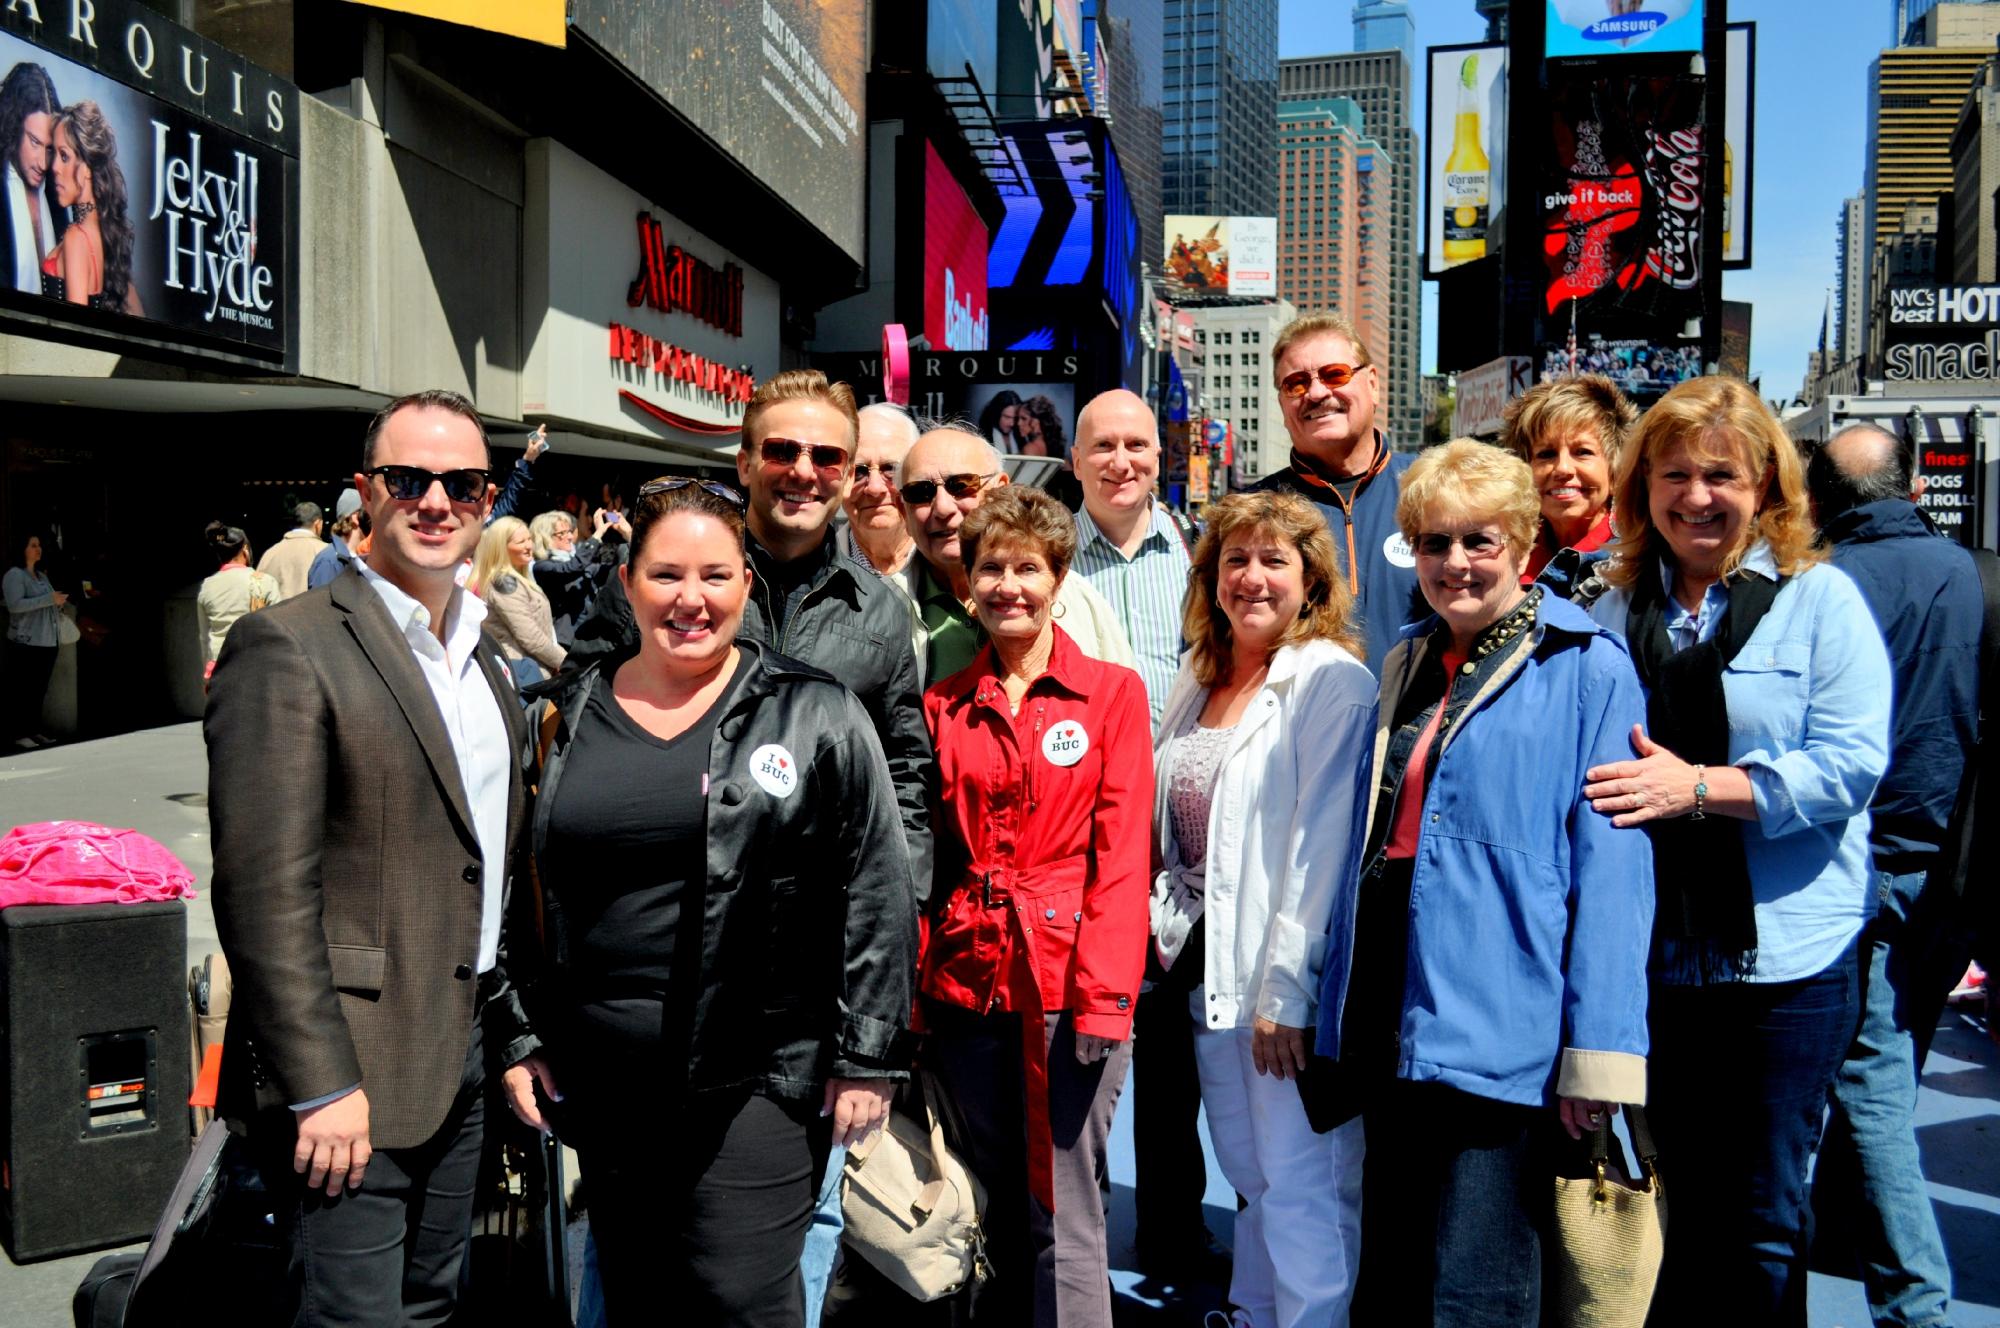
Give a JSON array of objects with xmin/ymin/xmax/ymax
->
[
  {"xmin": 71, "ymin": 202, "xmax": 95, "ymax": 220},
  {"xmin": 1457, "ymin": 586, "xmax": 1542, "ymax": 674}
]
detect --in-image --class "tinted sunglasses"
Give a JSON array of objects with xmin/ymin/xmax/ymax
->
[
  {"xmin": 852, "ymin": 460, "xmax": 898, "ymax": 485},
  {"xmin": 1278, "ymin": 362, "xmax": 1368, "ymax": 399},
  {"xmin": 759, "ymin": 438, "xmax": 850, "ymax": 471},
  {"xmin": 1414, "ymin": 530, "xmax": 1507, "ymax": 559},
  {"xmin": 899, "ymin": 472, "xmax": 999, "ymax": 506},
  {"xmin": 638, "ymin": 476, "xmax": 747, "ymax": 507},
  {"xmin": 364, "ymin": 465, "xmax": 490, "ymax": 503}
]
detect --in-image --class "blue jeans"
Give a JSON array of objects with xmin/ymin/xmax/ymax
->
[
  {"xmin": 799, "ymin": 1144, "xmax": 846, "ymax": 1327},
  {"xmin": 1355, "ymin": 1081, "xmax": 1548, "ymax": 1326},
  {"xmin": 1648, "ymin": 941, "xmax": 1861, "ymax": 1326},
  {"xmin": 1823, "ymin": 870, "xmax": 1956, "ymax": 1327}
]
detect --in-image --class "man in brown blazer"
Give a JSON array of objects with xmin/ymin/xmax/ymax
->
[{"xmin": 206, "ymin": 389, "xmax": 527, "ymax": 1326}]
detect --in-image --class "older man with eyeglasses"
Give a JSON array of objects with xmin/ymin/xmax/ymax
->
[
  {"xmin": 1252, "ymin": 311, "xmax": 1422, "ymax": 674},
  {"xmin": 898, "ymin": 423, "xmax": 1135, "ymax": 685}
]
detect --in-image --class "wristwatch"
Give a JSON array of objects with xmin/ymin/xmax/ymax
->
[{"xmin": 1691, "ymin": 765, "xmax": 1708, "ymax": 821}]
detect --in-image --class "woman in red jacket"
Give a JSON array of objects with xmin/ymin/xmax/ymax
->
[{"xmin": 921, "ymin": 485, "xmax": 1155, "ymax": 1327}]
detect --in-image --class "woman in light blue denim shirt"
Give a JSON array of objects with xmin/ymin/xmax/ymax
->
[
  {"xmin": 1580, "ymin": 378, "xmax": 1891, "ymax": 1325},
  {"xmin": 4, "ymin": 532, "xmax": 67, "ymax": 749}
]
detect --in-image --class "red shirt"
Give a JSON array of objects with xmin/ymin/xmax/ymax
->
[
  {"xmin": 1522, "ymin": 510, "xmax": 1614, "ymax": 584},
  {"xmin": 922, "ymin": 625, "xmax": 1155, "ymax": 1039},
  {"xmin": 921, "ymin": 626, "xmax": 1154, "ymax": 1212},
  {"xmin": 1386, "ymin": 651, "xmax": 1466, "ymax": 859}
]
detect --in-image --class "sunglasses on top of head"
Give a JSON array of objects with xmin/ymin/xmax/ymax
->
[
  {"xmin": 364, "ymin": 465, "xmax": 490, "ymax": 503},
  {"xmin": 638, "ymin": 476, "xmax": 747, "ymax": 507},
  {"xmin": 899, "ymin": 472, "xmax": 999, "ymax": 507},
  {"xmin": 1278, "ymin": 362, "xmax": 1369, "ymax": 400},
  {"xmin": 758, "ymin": 438, "xmax": 850, "ymax": 472}
]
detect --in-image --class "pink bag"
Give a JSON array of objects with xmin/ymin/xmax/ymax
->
[{"xmin": 0, "ymin": 821, "xmax": 198, "ymax": 909}]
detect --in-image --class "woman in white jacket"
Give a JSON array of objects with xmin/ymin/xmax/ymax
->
[{"xmin": 1151, "ymin": 491, "xmax": 1378, "ymax": 1328}]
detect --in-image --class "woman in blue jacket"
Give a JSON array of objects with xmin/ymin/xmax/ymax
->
[
  {"xmin": 1582, "ymin": 377, "xmax": 1892, "ymax": 1324},
  {"xmin": 1315, "ymin": 440, "xmax": 1655, "ymax": 1327}
]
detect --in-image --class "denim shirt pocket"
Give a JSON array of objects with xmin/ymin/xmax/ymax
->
[{"xmin": 1724, "ymin": 641, "xmax": 1811, "ymax": 742}]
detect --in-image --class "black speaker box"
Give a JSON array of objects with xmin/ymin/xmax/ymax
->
[{"xmin": 1, "ymin": 901, "xmax": 191, "ymax": 1261}]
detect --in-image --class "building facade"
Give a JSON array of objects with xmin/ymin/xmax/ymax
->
[
  {"xmin": 1189, "ymin": 299, "xmax": 1296, "ymax": 482},
  {"xmin": 0, "ymin": 1, "xmax": 864, "ymax": 737},
  {"xmin": 1276, "ymin": 98, "xmax": 1393, "ymax": 386},
  {"xmin": 1277, "ymin": 52, "xmax": 1419, "ymax": 451},
  {"xmin": 1163, "ymin": 0, "xmax": 1280, "ymax": 218},
  {"xmin": 1951, "ymin": 56, "xmax": 2000, "ymax": 282},
  {"xmin": 1839, "ymin": 194, "xmax": 1870, "ymax": 363},
  {"xmin": 1866, "ymin": 36, "xmax": 2000, "ymax": 258}
]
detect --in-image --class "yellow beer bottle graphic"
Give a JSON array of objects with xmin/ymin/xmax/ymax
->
[
  {"xmin": 1443, "ymin": 54, "xmax": 1490, "ymax": 264},
  {"xmin": 1722, "ymin": 140, "xmax": 1735, "ymax": 256}
]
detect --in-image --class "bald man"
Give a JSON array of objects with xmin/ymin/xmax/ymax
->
[
  {"xmin": 899, "ymin": 425, "xmax": 1135, "ymax": 686},
  {"xmin": 1070, "ymin": 389, "xmax": 1193, "ymax": 731},
  {"xmin": 1807, "ymin": 423, "xmax": 1982, "ymax": 1328}
]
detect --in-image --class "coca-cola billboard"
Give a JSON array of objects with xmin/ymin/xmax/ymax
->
[{"xmin": 1541, "ymin": 72, "xmax": 1708, "ymax": 331}]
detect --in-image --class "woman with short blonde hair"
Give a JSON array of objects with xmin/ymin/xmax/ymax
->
[
  {"xmin": 1152, "ymin": 490, "xmax": 1376, "ymax": 1327},
  {"xmin": 1318, "ymin": 439, "xmax": 1654, "ymax": 1325},
  {"xmin": 1581, "ymin": 376, "xmax": 1890, "ymax": 1322},
  {"xmin": 1501, "ymin": 375, "xmax": 1638, "ymax": 590}
]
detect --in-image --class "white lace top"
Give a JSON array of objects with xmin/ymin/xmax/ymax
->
[{"xmin": 1165, "ymin": 715, "xmax": 1238, "ymax": 870}]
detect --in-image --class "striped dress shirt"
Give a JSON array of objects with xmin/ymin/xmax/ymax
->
[{"xmin": 1072, "ymin": 505, "xmax": 1193, "ymax": 732}]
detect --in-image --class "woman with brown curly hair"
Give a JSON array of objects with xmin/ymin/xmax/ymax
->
[
  {"xmin": 1500, "ymin": 373, "xmax": 1638, "ymax": 593},
  {"xmin": 1581, "ymin": 377, "xmax": 1892, "ymax": 1322},
  {"xmin": 1149, "ymin": 491, "xmax": 1376, "ymax": 1328},
  {"xmin": 42, "ymin": 100, "xmax": 137, "ymax": 315}
]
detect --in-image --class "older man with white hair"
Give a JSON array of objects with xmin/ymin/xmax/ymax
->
[
  {"xmin": 898, "ymin": 423, "xmax": 1134, "ymax": 685},
  {"xmin": 841, "ymin": 403, "xmax": 923, "ymax": 579}
]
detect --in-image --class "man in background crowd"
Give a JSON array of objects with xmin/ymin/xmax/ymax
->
[
  {"xmin": 1809, "ymin": 424, "xmax": 1983, "ymax": 1328},
  {"xmin": 257, "ymin": 502, "xmax": 328, "ymax": 601},
  {"xmin": 307, "ymin": 489, "xmax": 367, "ymax": 591}
]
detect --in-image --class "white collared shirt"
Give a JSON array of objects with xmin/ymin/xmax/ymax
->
[
  {"xmin": 6, "ymin": 164, "xmax": 53, "ymax": 291},
  {"xmin": 357, "ymin": 559, "xmax": 512, "ymax": 973}
]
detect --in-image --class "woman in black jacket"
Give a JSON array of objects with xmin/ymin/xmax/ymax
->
[{"xmin": 496, "ymin": 479, "xmax": 918, "ymax": 1328}]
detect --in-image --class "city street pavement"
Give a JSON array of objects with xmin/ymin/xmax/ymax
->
[{"xmin": 3, "ymin": 724, "xmax": 1999, "ymax": 1325}]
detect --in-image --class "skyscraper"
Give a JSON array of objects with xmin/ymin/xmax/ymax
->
[
  {"xmin": 1162, "ymin": 0, "xmax": 1281, "ymax": 218},
  {"xmin": 1277, "ymin": 97, "xmax": 1393, "ymax": 389},
  {"xmin": 1097, "ymin": 0, "xmax": 1166, "ymax": 253},
  {"xmin": 1837, "ymin": 194, "xmax": 1869, "ymax": 363},
  {"xmin": 1865, "ymin": 11, "xmax": 2000, "ymax": 258},
  {"xmin": 1279, "ymin": 52, "xmax": 1420, "ymax": 450},
  {"xmin": 1353, "ymin": 0, "xmax": 1416, "ymax": 70}
]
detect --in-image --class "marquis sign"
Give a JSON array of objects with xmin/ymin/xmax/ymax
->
[{"xmin": 0, "ymin": 0, "xmax": 298, "ymax": 364}]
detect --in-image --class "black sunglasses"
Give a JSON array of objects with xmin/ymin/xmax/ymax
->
[
  {"xmin": 638, "ymin": 476, "xmax": 747, "ymax": 507},
  {"xmin": 364, "ymin": 465, "xmax": 490, "ymax": 503},
  {"xmin": 899, "ymin": 472, "xmax": 999, "ymax": 506},
  {"xmin": 759, "ymin": 438, "xmax": 850, "ymax": 471},
  {"xmin": 1414, "ymin": 530, "xmax": 1507, "ymax": 559}
]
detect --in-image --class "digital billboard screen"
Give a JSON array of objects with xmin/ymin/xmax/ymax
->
[
  {"xmin": 571, "ymin": 0, "xmax": 866, "ymax": 261},
  {"xmin": 1546, "ymin": 0, "xmax": 1704, "ymax": 58},
  {"xmin": 1541, "ymin": 70, "xmax": 1709, "ymax": 331},
  {"xmin": 1164, "ymin": 215, "xmax": 1275, "ymax": 298},
  {"xmin": 1722, "ymin": 23, "xmax": 1754, "ymax": 269},
  {"xmin": 1426, "ymin": 43, "xmax": 1507, "ymax": 276},
  {"xmin": 923, "ymin": 141, "xmax": 989, "ymax": 352}
]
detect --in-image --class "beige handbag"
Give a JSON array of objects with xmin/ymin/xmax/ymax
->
[
  {"xmin": 1550, "ymin": 1103, "xmax": 1666, "ymax": 1328},
  {"xmin": 839, "ymin": 1074, "xmax": 990, "ymax": 1302}
]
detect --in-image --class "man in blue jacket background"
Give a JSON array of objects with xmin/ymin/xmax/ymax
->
[
  {"xmin": 1252, "ymin": 311, "xmax": 1421, "ymax": 675},
  {"xmin": 1808, "ymin": 423, "xmax": 1983, "ymax": 1328}
]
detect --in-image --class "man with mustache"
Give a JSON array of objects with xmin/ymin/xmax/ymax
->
[{"xmin": 1252, "ymin": 312, "xmax": 1420, "ymax": 674}]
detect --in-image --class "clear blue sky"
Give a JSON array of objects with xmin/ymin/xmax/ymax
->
[{"xmin": 1280, "ymin": 0, "xmax": 1889, "ymax": 402}]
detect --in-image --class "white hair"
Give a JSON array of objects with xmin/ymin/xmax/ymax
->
[{"xmin": 858, "ymin": 401, "xmax": 922, "ymax": 445}]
